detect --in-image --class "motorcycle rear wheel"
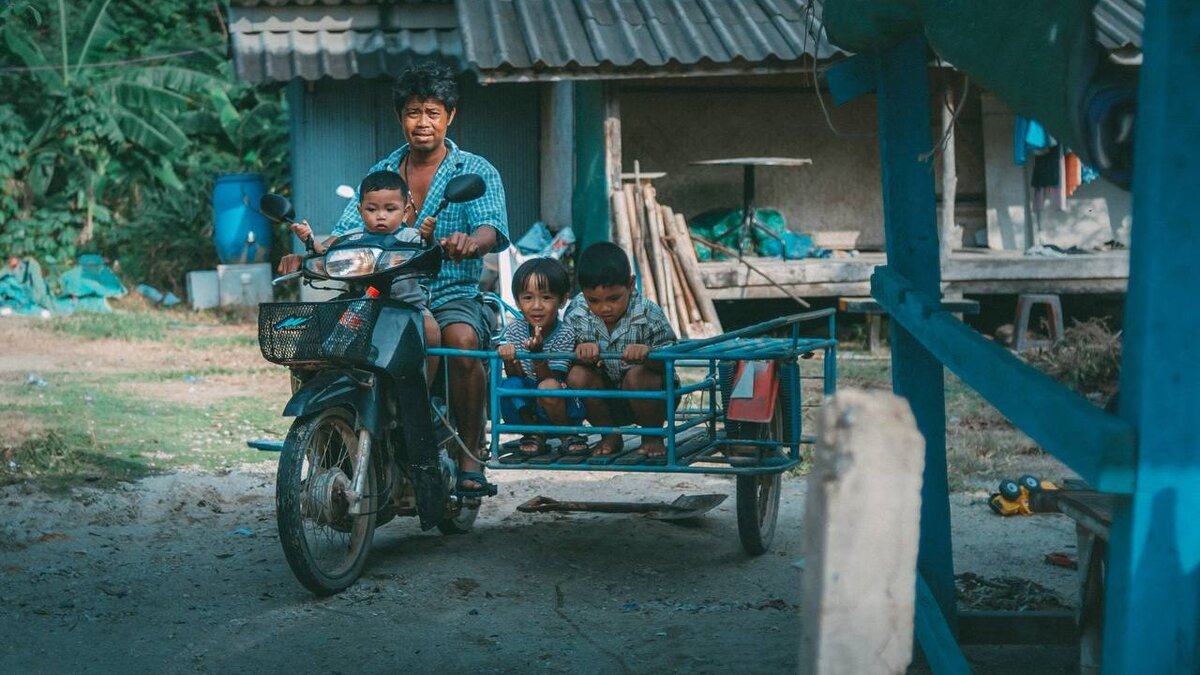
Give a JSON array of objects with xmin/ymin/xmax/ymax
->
[
  {"xmin": 276, "ymin": 407, "xmax": 376, "ymax": 595},
  {"xmin": 437, "ymin": 500, "xmax": 480, "ymax": 534}
]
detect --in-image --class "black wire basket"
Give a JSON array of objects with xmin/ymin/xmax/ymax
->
[{"xmin": 258, "ymin": 299, "xmax": 381, "ymax": 366}]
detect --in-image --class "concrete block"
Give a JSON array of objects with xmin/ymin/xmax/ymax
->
[
  {"xmin": 800, "ymin": 389, "xmax": 925, "ymax": 674},
  {"xmin": 186, "ymin": 270, "xmax": 220, "ymax": 311},
  {"xmin": 217, "ymin": 263, "xmax": 274, "ymax": 307}
]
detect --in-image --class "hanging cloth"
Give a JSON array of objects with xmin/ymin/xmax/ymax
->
[{"xmin": 1064, "ymin": 152, "xmax": 1084, "ymax": 197}]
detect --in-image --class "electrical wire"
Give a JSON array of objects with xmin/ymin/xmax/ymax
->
[
  {"xmin": 918, "ymin": 69, "xmax": 972, "ymax": 163},
  {"xmin": 800, "ymin": 0, "xmax": 877, "ymax": 139}
]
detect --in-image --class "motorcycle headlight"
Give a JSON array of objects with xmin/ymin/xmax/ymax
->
[
  {"xmin": 325, "ymin": 248, "xmax": 381, "ymax": 278},
  {"xmin": 377, "ymin": 249, "xmax": 417, "ymax": 271},
  {"xmin": 303, "ymin": 256, "xmax": 326, "ymax": 276}
]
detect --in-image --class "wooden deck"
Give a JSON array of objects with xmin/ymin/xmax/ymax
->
[{"xmin": 698, "ymin": 249, "xmax": 1129, "ymax": 299}]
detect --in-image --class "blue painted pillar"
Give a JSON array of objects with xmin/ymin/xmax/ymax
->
[
  {"xmin": 572, "ymin": 81, "xmax": 610, "ymax": 253},
  {"xmin": 874, "ymin": 36, "xmax": 956, "ymax": 625},
  {"xmin": 1103, "ymin": 0, "xmax": 1200, "ymax": 671}
]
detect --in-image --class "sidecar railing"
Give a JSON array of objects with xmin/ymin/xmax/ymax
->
[{"xmin": 429, "ymin": 309, "xmax": 836, "ymax": 476}]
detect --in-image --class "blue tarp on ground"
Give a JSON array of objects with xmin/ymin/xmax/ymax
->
[{"xmin": 0, "ymin": 254, "xmax": 126, "ymax": 315}]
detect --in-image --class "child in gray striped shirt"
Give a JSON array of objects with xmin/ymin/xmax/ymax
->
[{"xmin": 497, "ymin": 258, "xmax": 585, "ymax": 456}]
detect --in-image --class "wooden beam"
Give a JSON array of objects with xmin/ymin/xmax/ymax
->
[
  {"xmin": 800, "ymin": 389, "xmax": 923, "ymax": 673},
  {"xmin": 957, "ymin": 611, "xmax": 1077, "ymax": 645},
  {"xmin": 698, "ymin": 253, "xmax": 1130, "ymax": 288},
  {"xmin": 873, "ymin": 265, "xmax": 1137, "ymax": 492}
]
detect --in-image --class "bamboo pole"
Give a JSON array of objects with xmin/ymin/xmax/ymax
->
[
  {"xmin": 663, "ymin": 212, "xmax": 702, "ymax": 325},
  {"xmin": 641, "ymin": 184, "xmax": 673, "ymax": 324},
  {"xmin": 623, "ymin": 183, "xmax": 656, "ymax": 305},
  {"xmin": 610, "ymin": 190, "xmax": 633, "ymax": 254},
  {"xmin": 671, "ymin": 212, "xmax": 724, "ymax": 332}
]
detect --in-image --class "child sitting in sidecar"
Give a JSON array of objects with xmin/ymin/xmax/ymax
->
[
  {"xmin": 564, "ymin": 242, "xmax": 678, "ymax": 458},
  {"xmin": 496, "ymin": 258, "xmax": 584, "ymax": 456}
]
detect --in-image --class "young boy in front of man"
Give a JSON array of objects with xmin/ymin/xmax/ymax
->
[
  {"xmin": 565, "ymin": 242, "xmax": 677, "ymax": 458},
  {"xmin": 291, "ymin": 169, "xmax": 441, "ymax": 377}
]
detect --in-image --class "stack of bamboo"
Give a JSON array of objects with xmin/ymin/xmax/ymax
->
[{"xmin": 610, "ymin": 181, "xmax": 723, "ymax": 339}]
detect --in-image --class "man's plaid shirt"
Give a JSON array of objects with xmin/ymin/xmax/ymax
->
[
  {"xmin": 332, "ymin": 139, "xmax": 510, "ymax": 309},
  {"xmin": 564, "ymin": 290, "xmax": 677, "ymax": 382}
]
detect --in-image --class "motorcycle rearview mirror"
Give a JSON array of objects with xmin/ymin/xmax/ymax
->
[
  {"xmin": 260, "ymin": 193, "xmax": 315, "ymax": 253},
  {"xmin": 431, "ymin": 173, "xmax": 486, "ymax": 217},
  {"xmin": 259, "ymin": 194, "xmax": 296, "ymax": 225}
]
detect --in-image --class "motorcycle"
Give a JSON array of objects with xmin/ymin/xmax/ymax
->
[{"xmin": 256, "ymin": 173, "xmax": 493, "ymax": 595}]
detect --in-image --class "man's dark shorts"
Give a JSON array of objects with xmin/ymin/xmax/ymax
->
[{"xmin": 432, "ymin": 295, "xmax": 494, "ymax": 351}]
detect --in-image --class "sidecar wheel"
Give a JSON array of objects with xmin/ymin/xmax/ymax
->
[{"xmin": 276, "ymin": 407, "xmax": 376, "ymax": 595}]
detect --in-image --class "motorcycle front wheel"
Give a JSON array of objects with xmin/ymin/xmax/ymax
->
[{"xmin": 276, "ymin": 407, "xmax": 376, "ymax": 595}]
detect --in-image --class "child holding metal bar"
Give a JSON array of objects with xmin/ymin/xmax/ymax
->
[
  {"xmin": 565, "ymin": 242, "xmax": 678, "ymax": 458},
  {"xmin": 497, "ymin": 257, "xmax": 585, "ymax": 456}
]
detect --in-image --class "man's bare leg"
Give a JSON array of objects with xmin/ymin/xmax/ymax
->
[{"xmin": 442, "ymin": 323, "xmax": 485, "ymax": 489}]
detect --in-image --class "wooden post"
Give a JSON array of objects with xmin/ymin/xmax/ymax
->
[
  {"xmin": 874, "ymin": 35, "xmax": 955, "ymax": 627},
  {"xmin": 604, "ymin": 85, "xmax": 622, "ymax": 199},
  {"xmin": 939, "ymin": 86, "xmax": 957, "ymax": 264},
  {"xmin": 540, "ymin": 81, "xmax": 574, "ymax": 229},
  {"xmin": 800, "ymin": 389, "xmax": 924, "ymax": 674},
  {"xmin": 1102, "ymin": 0, "xmax": 1200, "ymax": 670}
]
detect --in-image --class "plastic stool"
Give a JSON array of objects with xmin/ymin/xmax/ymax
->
[{"xmin": 1013, "ymin": 293, "xmax": 1064, "ymax": 352}]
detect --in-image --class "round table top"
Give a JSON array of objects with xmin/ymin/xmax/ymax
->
[{"xmin": 690, "ymin": 157, "xmax": 813, "ymax": 167}]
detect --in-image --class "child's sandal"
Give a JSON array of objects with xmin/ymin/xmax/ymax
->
[
  {"xmin": 561, "ymin": 434, "xmax": 591, "ymax": 456},
  {"xmin": 517, "ymin": 434, "xmax": 547, "ymax": 457}
]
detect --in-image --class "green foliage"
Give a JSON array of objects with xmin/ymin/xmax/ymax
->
[{"xmin": 0, "ymin": 0, "xmax": 289, "ymax": 290}]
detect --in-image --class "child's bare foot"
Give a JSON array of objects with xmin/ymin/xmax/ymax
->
[
  {"xmin": 593, "ymin": 433, "xmax": 624, "ymax": 456},
  {"xmin": 638, "ymin": 438, "xmax": 666, "ymax": 458}
]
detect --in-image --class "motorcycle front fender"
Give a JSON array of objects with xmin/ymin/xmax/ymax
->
[{"xmin": 283, "ymin": 370, "xmax": 385, "ymax": 439}]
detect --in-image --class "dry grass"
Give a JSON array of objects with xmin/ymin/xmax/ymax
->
[{"xmin": 1024, "ymin": 317, "xmax": 1121, "ymax": 401}]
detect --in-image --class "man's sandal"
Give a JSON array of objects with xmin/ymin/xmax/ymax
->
[{"xmin": 455, "ymin": 471, "xmax": 497, "ymax": 497}]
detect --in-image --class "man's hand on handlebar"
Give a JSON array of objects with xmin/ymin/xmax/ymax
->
[{"xmin": 439, "ymin": 231, "xmax": 480, "ymax": 260}]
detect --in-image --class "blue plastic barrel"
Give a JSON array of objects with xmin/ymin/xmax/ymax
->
[{"xmin": 212, "ymin": 173, "xmax": 272, "ymax": 264}]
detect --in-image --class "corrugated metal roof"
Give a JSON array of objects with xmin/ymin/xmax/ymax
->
[
  {"xmin": 229, "ymin": 1, "xmax": 463, "ymax": 83},
  {"xmin": 456, "ymin": 0, "xmax": 846, "ymax": 82},
  {"xmin": 1095, "ymin": 0, "xmax": 1143, "ymax": 49}
]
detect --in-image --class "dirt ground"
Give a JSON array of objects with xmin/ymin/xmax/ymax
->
[
  {"xmin": 0, "ymin": 467, "xmax": 1082, "ymax": 673},
  {"xmin": 0, "ymin": 316, "xmax": 1084, "ymax": 673}
]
